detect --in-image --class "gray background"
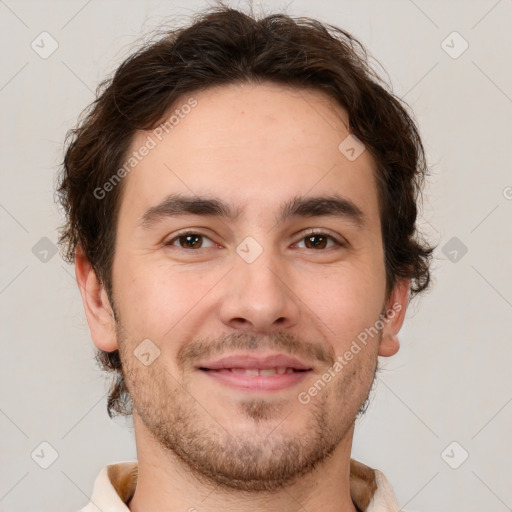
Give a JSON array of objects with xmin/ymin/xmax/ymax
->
[{"xmin": 1, "ymin": 0, "xmax": 511, "ymax": 511}]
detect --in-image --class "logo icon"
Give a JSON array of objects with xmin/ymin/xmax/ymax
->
[
  {"xmin": 134, "ymin": 338, "xmax": 161, "ymax": 366},
  {"xmin": 441, "ymin": 32, "xmax": 469, "ymax": 59},
  {"xmin": 441, "ymin": 441, "xmax": 469, "ymax": 469},
  {"xmin": 31, "ymin": 32, "xmax": 59, "ymax": 59},
  {"xmin": 442, "ymin": 236, "xmax": 468, "ymax": 263},
  {"xmin": 32, "ymin": 237, "xmax": 58, "ymax": 263},
  {"xmin": 31, "ymin": 441, "xmax": 59, "ymax": 469},
  {"xmin": 236, "ymin": 236, "xmax": 264, "ymax": 264},
  {"xmin": 338, "ymin": 134, "xmax": 365, "ymax": 161}
]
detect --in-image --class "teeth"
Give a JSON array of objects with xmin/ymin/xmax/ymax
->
[{"xmin": 226, "ymin": 367, "xmax": 295, "ymax": 376}]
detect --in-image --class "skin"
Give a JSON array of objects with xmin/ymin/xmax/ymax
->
[{"xmin": 75, "ymin": 81, "xmax": 409, "ymax": 512}]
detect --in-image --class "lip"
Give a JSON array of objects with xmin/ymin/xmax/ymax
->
[
  {"xmin": 195, "ymin": 352, "xmax": 314, "ymax": 392},
  {"xmin": 196, "ymin": 353, "xmax": 312, "ymax": 371},
  {"xmin": 200, "ymin": 368, "xmax": 311, "ymax": 391}
]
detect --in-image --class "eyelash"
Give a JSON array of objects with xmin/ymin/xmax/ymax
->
[{"xmin": 164, "ymin": 229, "xmax": 346, "ymax": 250}]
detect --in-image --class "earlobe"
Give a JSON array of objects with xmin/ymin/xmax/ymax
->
[
  {"xmin": 74, "ymin": 245, "xmax": 118, "ymax": 352},
  {"xmin": 378, "ymin": 279, "xmax": 409, "ymax": 357},
  {"xmin": 378, "ymin": 333, "xmax": 400, "ymax": 357}
]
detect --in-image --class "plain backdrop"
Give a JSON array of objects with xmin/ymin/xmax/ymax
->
[{"xmin": 1, "ymin": 1, "xmax": 511, "ymax": 511}]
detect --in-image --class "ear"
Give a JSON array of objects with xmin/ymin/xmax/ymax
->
[
  {"xmin": 378, "ymin": 278, "xmax": 409, "ymax": 357},
  {"xmin": 74, "ymin": 245, "xmax": 118, "ymax": 352}
]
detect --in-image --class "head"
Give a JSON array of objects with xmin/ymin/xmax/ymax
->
[{"xmin": 57, "ymin": 5, "xmax": 432, "ymax": 491}]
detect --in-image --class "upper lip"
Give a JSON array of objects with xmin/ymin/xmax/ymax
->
[{"xmin": 196, "ymin": 353, "xmax": 313, "ymax": 371}]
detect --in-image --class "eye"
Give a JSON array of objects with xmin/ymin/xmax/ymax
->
[
  {"xmin": 163, "ymin": 230, "xmax": 345, "ymax": 251},
  {"xmin": 295, "ymin": 231, "xmax": 344, "ymax": 250},
  {"xmin": 165, "ymin": 231, "xmax": 216, "ymax": 250}
]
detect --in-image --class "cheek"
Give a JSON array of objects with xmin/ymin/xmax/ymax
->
[
  {"xmin": 307, "ymin": 266, "xmax": 385, "ymax": 346},
  {"xmin": 113, "ymin": 258, "xmax": 221, "ymax": 337}
]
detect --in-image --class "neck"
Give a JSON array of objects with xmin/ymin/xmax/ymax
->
[{"xmin": 128, "ymin": 416, "xmax": 358, "ymax": 512}]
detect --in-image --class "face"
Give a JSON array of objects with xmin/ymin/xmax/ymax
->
[{"xmin": 80, "ymin": 81, "xmax": 407, "ymax": 492}]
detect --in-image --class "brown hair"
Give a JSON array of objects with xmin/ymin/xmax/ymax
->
[{"xmin": 56, "ymin": 4, "xmax": 433, "ymax": 418}]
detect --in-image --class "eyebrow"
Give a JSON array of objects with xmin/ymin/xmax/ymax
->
[{"xmin": 139, "ymin": 193, "xmax": 365, "ymax": 229}]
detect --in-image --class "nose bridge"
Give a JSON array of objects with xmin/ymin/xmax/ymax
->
[{"xmin": 219, "ymin": 240, "xmax": 299, "ymax": 331}]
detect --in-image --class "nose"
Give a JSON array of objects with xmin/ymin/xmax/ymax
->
[{"xmin": 219, "ymin": 250, "xmax": 301, "ymax": 333}]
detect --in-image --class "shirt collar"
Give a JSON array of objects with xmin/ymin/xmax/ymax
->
[{"xmin": 79, "ymin": 459, "xmax": 400, "ymax": 512}]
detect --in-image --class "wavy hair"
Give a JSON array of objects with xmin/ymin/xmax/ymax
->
[{"xmin": 57, "ymin": 4, "xmax": 433, "ymax": 417}]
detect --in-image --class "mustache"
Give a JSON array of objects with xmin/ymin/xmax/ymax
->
[{"xmin": 176, "ymin": 331, "xmax": 335, "ymax": 370}]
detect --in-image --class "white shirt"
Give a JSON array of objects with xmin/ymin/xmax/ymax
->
[{"xmin": 78, "ymin": 459, "xmax": 401, "ymax": 512}]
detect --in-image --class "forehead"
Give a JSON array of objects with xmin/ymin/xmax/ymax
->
[{"xmin": 119, "ymin": 81, "xmax": 379, "ymax": 223}]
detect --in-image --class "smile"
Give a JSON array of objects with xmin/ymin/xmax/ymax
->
[{"xmin": 199, "ymin": 367, "xmax": 312, "ymax": 391}]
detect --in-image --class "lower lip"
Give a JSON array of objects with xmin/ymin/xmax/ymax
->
[{"xmin": 199, "ymin": 369, "xmax": 311, "ymax": 391}]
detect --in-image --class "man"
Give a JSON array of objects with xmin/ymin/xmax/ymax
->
[{"xmin": 57, "ymin": 4, "xmax": 432, "ymax": 511}]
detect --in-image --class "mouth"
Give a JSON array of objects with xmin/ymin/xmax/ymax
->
[
  {"xmin": 200, "ymin": 367, "xmax": 309, "ymax": 375},
  {"xmin": 196, "ymin": 353, "xmax": 314, "ymax": 391}
]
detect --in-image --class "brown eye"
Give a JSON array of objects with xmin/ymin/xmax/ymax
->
[
  {"xmin": 304, "ymin": 234, "xmax": 328, "ymax": 249},
  {"xmin": 179, "ymin": 234, "xmax": 203, "ymax": 249},
  {"xmin": 166, "ymin": 232, "xmax": 215, "ymax": 249},
  {"xmin": 297, "ymin": 232, "xmax": 340, "ymax": 250}
]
